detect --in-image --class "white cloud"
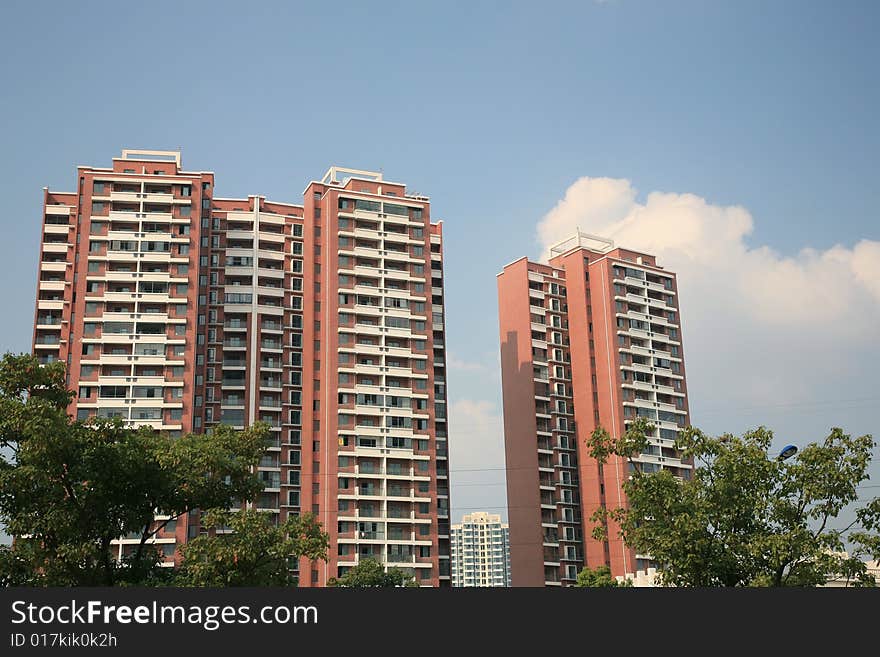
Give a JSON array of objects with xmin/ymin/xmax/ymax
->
[
  {"xmin": 447, "ymin": 399, "xmax": 504, "ymax": 471},
  {"xmin": 536, "ymin": 177, "xmax": 880, "ymax": 419},
  {"xmin": 447, "ymin": 398, "xmax": 508, "ymax": 521},
  {"xmin": 446, "ymin": 352, "xmax": 502, "ymax": 387},
  {"xmin": 447, "ymin": 354, "xmax": 490, "ymax": 373}
]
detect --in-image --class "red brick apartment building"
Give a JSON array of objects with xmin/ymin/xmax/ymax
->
[
  {"xmin": 32, "ymin": 150, "xmax": 451, "ymax": 586},
  {"xmin": 498, "ymin": 232, "xmax": 691, "ymax": 586}
]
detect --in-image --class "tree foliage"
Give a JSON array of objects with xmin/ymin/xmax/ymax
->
[
  {"xmin": 327, "ymin": 557, "xmax": 418, "ymax": 588},
  {"xmin": 587, "ymin": 417, "xmax": 880, "ymax": 587},
  {"xmin": 575, "ymin": 564, "xmax": 632, "ymax": 588},
  {"xmin": 0, "ymin": 353, "xmax": 286, "ymax": 586},
  {"xmin": 175, "ymin": 509, "xmax": 328, "ymax": 586}
]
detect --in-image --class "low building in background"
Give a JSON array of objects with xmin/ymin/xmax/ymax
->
[
  {"xmin": 617, "ymin": 568, "xmax": 660, "ymax": 587},
  {"xmin": 824, "ymin": 557, "xmax": 880, "ymax": 587}
]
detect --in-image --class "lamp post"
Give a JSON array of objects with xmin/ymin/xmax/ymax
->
[{"xmin": 777, "ymin": 444, "xmax": 798, "ymax": 461}]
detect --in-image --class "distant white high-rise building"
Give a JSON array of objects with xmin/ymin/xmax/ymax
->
[{"xmin": 451, "ymin": 512, "xmax": 511, "ymax": 587}]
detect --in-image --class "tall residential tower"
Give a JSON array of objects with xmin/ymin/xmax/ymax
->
[
  {"xmin": 497, "ymin": 232, "xmax": 691, "ymax": 586},
  {"xmin": 32, "ymin": 151, "xmax": 451, "ymax": 586}
]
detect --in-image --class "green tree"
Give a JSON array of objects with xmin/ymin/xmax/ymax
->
[
  {"xmin": 327, "ymin": 557, "xmax": 419, "ymax": 587},
  {"xmin": 575, "ymin": 564, "xmax": 632, "ymax": 587},
  {"xmin": 175, "ymin": 509, "xmax": 329, "ymax": 586},
  {"xmin": 0, "ymin": 353, "xmax": 271, "ymax": 586},
  {"xmin": 587, "ymin": 418, "xmax": 880, "ymax": 587}
]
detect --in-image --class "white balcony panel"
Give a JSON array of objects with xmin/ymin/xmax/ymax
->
[
  {"xmin": 110, "ymin": 191, "xmax": 141, "ymax": 203},
  {"xmin": 40, "ymin": 261, "xmax": 69, "ymax": 272}
]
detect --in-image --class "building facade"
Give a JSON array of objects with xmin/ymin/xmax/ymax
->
[
  {"xmin": 32, "ymin": 151, "xmax": 451, "ymax": 586},
  {"xmin": 497, "ymin": 232, "xmax": 691, "ymax": 586},
  {"xmin": 450, "ymin": 512, "xmax": 511, "ymax": 587}
]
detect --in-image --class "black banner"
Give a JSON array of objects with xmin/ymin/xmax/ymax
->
[{"xmin": 0, "ymin": 587, "xmax": 873, "ymax": 652}]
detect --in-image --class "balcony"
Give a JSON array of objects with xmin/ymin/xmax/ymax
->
[
  {"xmin": 357, "ymin": 531, "xmax": 385, "ymax": 540},
  {"xmin": 387, "ymin": 554, "xmax": 416, "ymax": 564}
]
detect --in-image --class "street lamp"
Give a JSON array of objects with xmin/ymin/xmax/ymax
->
[{"xmin": 777, "ymin": 444, "xmax": 798, "ymax": 461}]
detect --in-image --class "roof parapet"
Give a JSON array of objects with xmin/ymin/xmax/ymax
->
[
  {"xmin": 548, "ymin": 230, "xmax": 614, "ymax": 259},
  {"xmin": 321, "ymin": 166, "xmax": 383, "ymax": 186},
  {"xmin": 119, "ymin": 149, "xmax": 182, "ymax": 167}
]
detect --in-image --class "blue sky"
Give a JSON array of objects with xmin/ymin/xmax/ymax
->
[{"xmin": 1, "ymin": 1, "xmax": 878, "ymax": 532}]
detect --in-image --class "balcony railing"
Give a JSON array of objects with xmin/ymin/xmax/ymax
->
[
  {"xmin": 387, "ymin": 554, "xmax": 415, "ymax": 563},
  {"xmin": 259, "ymin": 474, "xmax": 281, "ymax": 488}
]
